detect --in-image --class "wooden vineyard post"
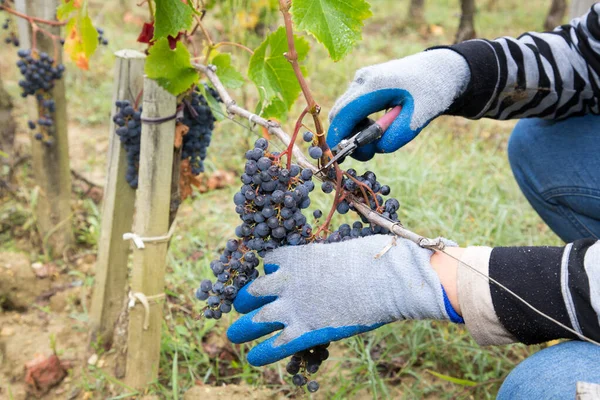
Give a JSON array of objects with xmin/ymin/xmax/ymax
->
[
  {"xmin": 89, "ymin": 50, "xmax": 145, "ymax": 348},
  {"xmin": 124, "ymin": 77, "xmax": 176, "ymax": 389},
  {"xmin": 24, "ymin": 0, "xmax": 73, "ymax": 256}
]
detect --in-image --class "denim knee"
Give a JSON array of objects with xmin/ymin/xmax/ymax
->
[
  {"xmin": 507, "ymin": 116, "xmax": 600, "ymax": 241},
  {"xmin": 497, "ymin": 341, "xmax": 600, "ymax": 400}
]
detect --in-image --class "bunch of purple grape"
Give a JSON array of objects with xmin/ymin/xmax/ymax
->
[
  {"xmin": 16, "ymin": 49, "xmax": 64, "ymax": 147},
  {"xmin": 96, "ymin": 27, "xmax": 108, "ymax": 46},
  {"xmin": 2, "ymin": 17, "xmax": 18, "ymax": 47},
  {"xmin": 195, "ymin": 136, "xmax": 403, "ymax": 391},
  {"xmin": 112, "ymin": 85, "xmax": 217, "ymax": 188},
  {"xmin": 113, "ymin": 100, "xmax": 142, "ymax": 188},
  {"xmin": 286, "ymin": 344, "xmax": 329, "ymax": 393},
  {"xmin": 195, "ymin": 137, "xmax": 315, "ymax": 318},
  {"xmin": 180, "ymin": 87, "xmax": 216, "ymax": 175}
]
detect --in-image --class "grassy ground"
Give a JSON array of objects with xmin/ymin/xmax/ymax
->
[{"xmin": 1, "ymin": 0, "xmax": 564, "ymax": 398}]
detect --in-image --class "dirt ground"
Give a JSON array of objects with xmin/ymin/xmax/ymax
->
[
  {"xmin": 0, "ymin": 252, "xmax": 92, "ymax": 399},
  {"xmin": 0, "ymin": 251, "xmax": 287, "ymax": 400}
]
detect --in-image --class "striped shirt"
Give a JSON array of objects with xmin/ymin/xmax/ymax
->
[{"xmin": 448, "ymin": 3, "xmax": 600, "ymax": 121}]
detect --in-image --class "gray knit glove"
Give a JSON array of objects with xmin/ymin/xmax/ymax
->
[
  {"xmin": 227, "ymin": 235, "xmax": 462, "ymax": 366},
  {"xmin": 327, "ymin": 49, "xmax": 470, "ymax": 160}
]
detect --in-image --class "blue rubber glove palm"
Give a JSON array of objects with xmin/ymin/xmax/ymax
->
[
  {"xmin": 327, "ymin": 49, "xmax": 470, "ymax": 161},
  {"xmin": 227, "ymin": 235, "xmax": 462, "ymax": 367}
]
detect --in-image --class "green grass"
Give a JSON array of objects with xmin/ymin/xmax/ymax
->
[{"xmin": 0, "ymin": 0, "xmax": 564, "ymax": 398}]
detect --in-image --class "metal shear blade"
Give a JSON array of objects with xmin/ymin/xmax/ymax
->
[{"xmin": 317, "ymin": 142, "xmax": 355, "ymax": 173}]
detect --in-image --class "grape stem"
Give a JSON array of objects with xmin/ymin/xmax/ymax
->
[
  {"xmin": 277, "ymin": 0, "xmax": 335, "ymax": 166},
  {"xmin": 193, "ymin": 62, "xmax": 444, "ymax": 250},
  {"xmin": 284, "ymin": 106, "xmax": 308, "ymax": 169},
  {"xmin": 1, "ymin": 5, "xmax": 63, "ymax": 58},
  {"xmin": 0, "ymin": 5, "xmax": 68, "ymax": 26}
]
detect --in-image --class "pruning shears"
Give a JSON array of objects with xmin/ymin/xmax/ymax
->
[{"xmin": 320, "ymin": 105, "xmax": 402, "ymax": 171}]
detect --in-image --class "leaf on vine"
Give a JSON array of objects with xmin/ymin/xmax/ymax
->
[
  {"xmin": 63, "ymin": 14, "xmax": 98, "ymax": 70},
  {"xmin": 137, "ymin": 22, "xmax": 155, "ymax": 44},
  {"xmin": 153, "ymin": 0, "xmax": 193, "ymax": 41},
  {"xmin": 210, "ymin": 53, "xmax": 245, "ymax": 89},
  {"xmin": 197, "ymin": 84, "xmax": 224, "ymax": 121},
  {"xmin": 248, "ymin": 26, "xmax": 309, "ymax": 119},
  {"xmin": 145, "ymin": 38, "xmax": 199, "ymax": 96},
  {"xmin": 291, "ymin": 0, "xmax": 372, "ymax": 61},
  {"xmin": 56, "ymin": 0, "xmax": 79, "ymax": 20}
]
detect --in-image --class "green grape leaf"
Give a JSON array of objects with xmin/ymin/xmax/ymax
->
[
  {"xmin": 153, "ymin": 0, "xmax": 193, "ymax": 40},
  {"xmin": 63, "ymin": 14, "xmax": 98, "ymax": 70},
  {"xmin": 145, "ymin": 38, "xmax": 199, "ymax": 96},
  {"xmin": 248, "ymin": 26, "xmax": 309, "ymax": 119},
  {"xmin": 210, "ymin": 53, "xmax": 245, "ymax": 89},
  {"xmin": 197, "ymin": 84, "xmax": 224, "ymax": 121},
  {"xmin": 260, "ymin": 97, "xmax": 287, "ymax": 120},
  {"xmin": 56, "ymin": 0, "xmax": 77, "ymax": 20},
  {"xmin": 291, "ymin": 0, "xmax": 371, "ymax": 61}
]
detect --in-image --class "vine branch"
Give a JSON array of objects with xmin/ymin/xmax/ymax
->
[
  {"xmin": 0, "ymin": 5, "xmax": 67, "ymax": 26},
  {"xmin": 193, "ymin": 62, "xmax": 443, "ymax": 250},
  {"xmin": 278, "ymin": 0, "xmax": 331, "ymax": 159}
]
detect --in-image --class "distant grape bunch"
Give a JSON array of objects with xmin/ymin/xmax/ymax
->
[
  {"xmin": 194, "ymin": 136, "xmax": 402, "ymax": 391},
  {"xmin": 180, "ymin": 86, "xmax": 216, "ymax": 175},
  {"xmin": 113, "ymin": 100, "xmax": 143, "ymax": 188},
  {"xmin": 16, "ymin": 49, "xmax": 65, "ymax": 147},
  {"xmin": 96, "ymin": 27, "xmax": 108, "ymax": 46},
  {"xmin": 2, "ymin": 17, "xmax": 18, "ymax": 47},
  {"xmin": 113, "ymin": 85, "xmax": 217, "ymax": 188}
]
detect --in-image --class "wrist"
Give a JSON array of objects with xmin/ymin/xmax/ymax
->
[{"xmin": 431, "ymin": 247, "xmax": 465, "ymax": 316}]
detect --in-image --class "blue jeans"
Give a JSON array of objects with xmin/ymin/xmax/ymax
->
[
  {"xmin": 508, "ymin": 114, "xmax": 600, "ymax": 242},
  {"xmin": 497, "ymin": 341, "xmax": 600, "ymax": 399}
]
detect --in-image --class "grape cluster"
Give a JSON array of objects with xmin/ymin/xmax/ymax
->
[
  {"xmin": 96, "ymin": 27, "xmax": 108, "ymax": 46},
  {"xmin": 195, "ymin": 136, "xmax": 404, "ymax": 391},
  {"xmin": 16, "ymin": 49, "xmax": 64, "ymax": 146},
  {"xmin": 2, "ymin": 18, "xmax": 18, "ymax": 47},
  {"xmin": 112, "ymin": 86, "xmax": 216, "ymax": 188},
  {"xmin": 196, "ymin": 137, "xmax": 315, "ymax": 317},
  {"xmin": 286, "ymin": 344, "xmax": 329, "ymax": 392},
  {"xmin": 113, "ymin": 100, "xmax": 142, "ymax": 188},
  {"xmin": 181, "ymin": 87, "xmax": 216, "ymax": 175}
]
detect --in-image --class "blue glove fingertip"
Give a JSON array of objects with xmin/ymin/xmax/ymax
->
[
  {"xmin": 227, "ymin": 309, "xmax": 284, "ymax": 344},
  {"xmin": 233, "ymin": 284, "xmax": 277, "ymax": 314},
  {"xmin": 263, "ymin": 263, "xmax": 279, "ymax": 275}
]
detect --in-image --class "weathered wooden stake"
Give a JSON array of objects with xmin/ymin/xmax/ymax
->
[
  {"xmin": 89, "ymin": 50, "xmax": 145, "ymax": 348},
  {"xmin": 25, "ymin": 0, "xmax": 73, "ymax": 256},
  {"xmin": 124, "ymin": 77, "xmax": 176, "ymax": 389}
]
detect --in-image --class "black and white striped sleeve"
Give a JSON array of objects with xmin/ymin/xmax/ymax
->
[
  {"xmin": 457, "ymin": 240, "xmax": 600, "ymax": 345},
  {"xmin": 444, "ymin": 3, "xmax": 600, "ymax": 120}
]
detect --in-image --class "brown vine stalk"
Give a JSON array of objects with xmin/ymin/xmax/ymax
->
[
  {"xmin": 277, "ymin": 0, "xmax": 347, "ymax": 231},
  {"xmin": 1, "ymin": 5, "xmax": 64, "ymax": 58},
  {"xmin": 0, "ymin": 5, "xmax": 67, "ymax": 26},
  {"xmin": 277, "ymin": 0, "xmax": 333, "ymax": 163}
]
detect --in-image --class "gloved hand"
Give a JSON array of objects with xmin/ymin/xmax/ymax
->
[
  {"xmin": 227, "ymin": 235, "xmax": 463, "ymax": 366},
  {"xmin": 327, "ymin": 49, "xmax": 470, "ymax": 161}
]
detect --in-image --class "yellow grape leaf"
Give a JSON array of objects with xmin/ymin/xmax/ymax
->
[{"xmin": 63, "ymin": 14, "xmax": 98, "ymax": 70}]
